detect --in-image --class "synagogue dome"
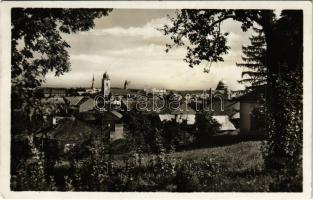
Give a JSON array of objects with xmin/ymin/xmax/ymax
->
[{"xmin": 216, "ymin": 79, "xmax": 228, "ymax": 90}]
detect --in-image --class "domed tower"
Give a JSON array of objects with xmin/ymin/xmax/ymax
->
[
  {"xmin": 101, "ymin": 72, "xmax": 110, "ymax": 96},
  {"xmin": 216, "ymin": 79, "xmax": 231, "ymax": 99},
  {"xmin": 216, "ymin": 79, "xmax": 228, "ymax": 91}
]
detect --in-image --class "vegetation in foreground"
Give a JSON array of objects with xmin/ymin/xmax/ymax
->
[{"xmin": 11, "ymin": 136, "xmax": 301, "ymax": 192}]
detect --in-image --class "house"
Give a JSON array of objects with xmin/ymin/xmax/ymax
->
[
  {"xmin": 212, "ymin": 115, "xmax": 236, "ymax": 131},
  {"xmin": 121, "ymin": 98, "xmax": 136, "ymax": 111},
  {"xmin": 188, "ymin": 99, "xmax": 239, "ymax": 131},
  {"xmin": 159, "ymin": 103, "xmax": 196, "ymax": 125},
  {"xmin": 106, "ymin": 111, "xmax": 124, "ymax": 141},
  {"xmin": 79, "ymin": 98, "xmax": 95, "ymax": 113},
  {"xmin": 78, "ymin": 110, "xmax": 125, "ymax": 141},
  {"xmin": 72, "ymin": 90, "xmax": 125, "ymax": 141},
  {"xmin": 64, "ymin": 96, "xmax": 86, "ymax": 107},
  {"xmin": 36, "ymin": 110, "xmax": 125, "ymax": 153},
  {"xmin": 36, "ymin": 118, "xmax": 101, "ymax": 151},
  {"xmin": 236, "ymin": 86, "xmax": 265, "ymax": 134},
  {"xmin": 64, "ymin": 96, "xmax": 89, "ymax": 114}
]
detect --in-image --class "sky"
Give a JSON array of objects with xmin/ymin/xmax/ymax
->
[{"xmin": 43, "ymin": 9, "xmax": 256, "ymax": 91}]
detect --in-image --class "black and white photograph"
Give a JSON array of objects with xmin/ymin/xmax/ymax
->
[{"xmin": 0, "ymin": 1, "xmax": 312, "ymax": 198}]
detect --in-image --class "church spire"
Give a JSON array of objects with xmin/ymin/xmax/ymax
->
[{"xmin": 91, "ymin": 74, "xmax": 95, "ymax": 89}]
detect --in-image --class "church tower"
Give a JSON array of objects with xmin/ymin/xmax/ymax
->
[
  {"xmin": 91, "ymin": 74, "xmax": 95, "ymax": 90},
  {"xmin": 101, "ymin": 72, "xmax": 110, "ymax": 96}
]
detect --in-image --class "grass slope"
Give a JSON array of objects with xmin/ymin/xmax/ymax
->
[
  {"xmin": 171, "ymin": 141, "xmax": 271, "ymax": 192},
  {"xmin": 114, "ymin": 140, "xmax": 273, "ymax": 191},
  {"xmin": 172, "ymin": 141, "xmax": 264, "ymax": 173}
]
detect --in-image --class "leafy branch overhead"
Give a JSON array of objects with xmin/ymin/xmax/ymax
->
[
  {"xmin": 11, "ymin": 8, "xmax": 112, "ymax": 120},
  {"xmin": 11, "ymin": 8, "xmax": 112, "ymax": 89},
  {"xmin": 161, "ymin": 9, "xmax": 273, "ymax": 69}
]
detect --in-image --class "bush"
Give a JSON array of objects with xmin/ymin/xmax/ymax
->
[
  {"xmin": 11, "ymin": 136, "xmax": 57, "ymax": 191},
  {"xmin": 195, "ymin": 111, "xmax": 220, "ymax": 142},
  {"xmin": 175, "ymin": 159, "xmax": 222, "ymax": 192},
  {"xmin": 262, "ymin": 71, "xmax": 303, "ymax": 191}
]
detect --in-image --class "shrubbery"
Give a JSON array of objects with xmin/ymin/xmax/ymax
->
[
  {"xmin": 11, "ymin": 136, "xmax": 57, "ymax": 191},
  {"xmin": 262, "ymin": 71, "xmax": 303, "ymax": 191},
  {"xmin": 195, "ymin": 111, "xmax": 220, "ymax": 142},
  {"xmin": 65, "ymin": 145, "xmax": 222, "ymax": 192}
]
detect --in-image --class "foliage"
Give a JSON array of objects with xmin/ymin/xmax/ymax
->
[
  {"xmin": 236, "ymin": 27, "xmax": 267, "ymax": 91},
  {"xmin": 123, "ymin": 111, "xmax": 165, "ymax": 153},
  {"xmin": 162, "ymin": 119, "xmax": 195, "ymax": 148},
  {"xmin": 262, "ymin": 71, "xmax": 302, "ymax": 191},
  {"xmin": 175, "ymin": 159, "xmax": 222, "ymax": 191},
  {"xmin": 251, "ymin": 99, "xmax": 266, "ymax": 131},
  {"xmin": 11, "ymin": 136, "xmax": 57, "ymax": 191},
  {"xmin": 263, "ymin": 11, "xmax": 302, "ymax": 191},
  {"xmin": 124, "ymin": 110, "xmax": 195, "ymax": 152},
  {"xmin": 195, "ymin": 111, "xmax": 220, "ymax": 142},
  {"xmin": 13, "ymin": 137, "xmax": 285, "ymax": 192},
  {"xmin": 68, "ymin": 143, "xmax": 222, "ymax": 192},
  {"xmin": 162, "ymin": 9, "xmax": 274, "ymax": 70},
  {"xmin": 11, "ymin": 8, "xmax": 112, "ymax": 121}
]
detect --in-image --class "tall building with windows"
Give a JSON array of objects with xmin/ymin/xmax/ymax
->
[{"xmin": 101, "ymin": 72, "xmax": 111, "ymax": 96}]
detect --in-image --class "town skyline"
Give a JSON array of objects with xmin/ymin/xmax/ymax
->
[
  {"xmin": 42, "ymin": 9, "xmax": 256, "ymax": 91},
  {"xmin": 42, "ymin": 73, "xmax": 235, "ymax": 92}
]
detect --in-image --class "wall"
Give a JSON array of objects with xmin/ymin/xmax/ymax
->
[
  {"xmin": 240, "ymin": 101, "xmax": 257, "ymax": 134},
  {"xmin": 110, "ymin": 123, "xmax": 124, "ymax": 141}
]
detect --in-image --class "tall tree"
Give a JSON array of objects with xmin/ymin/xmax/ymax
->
[
  {"xmin": 11, "ymin": 8, "xmax": 112, "ymax": 130},
  {"xmin": 236, "ymin": 27, "xmax": 267, "ymax": 91},
  {"xmin": 162, "ymin": 9, "xmax": 303, "ymax": 191}
]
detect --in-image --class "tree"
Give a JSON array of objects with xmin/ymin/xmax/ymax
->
[
  {"xmin": 195, "ymin": 111, "xmax": 220, "ymax": 142},
  {"xmin": 123, "ymin": 111, "xmax": 164, "ymax": 153},
  {"xmin": 11, "ymin": 8, "xmax": 112, "ymax": 191},
  {"xmin": 162, "ymin": 9, "xmax": 303, "ymax": 191},
  {"xmin": 236, "ymin": 27, "xmax": 267, "ymax": 91},
  {"xmin": 11, "ymin": 8, "xmax": 112, "ymax": 130}
]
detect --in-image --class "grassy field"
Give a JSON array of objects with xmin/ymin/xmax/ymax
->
[
  {"xmin": 170, "ymin": 141, "xmax": 272, "ymax": 192},
  {"xmin": 172, "ymin": 141, "xmax": 264, "ymax": 173},
  {"xmin": 124, "ymin": 140, "xmax": 264, "ymax": 171},
  {"xmin": 139, "ymin": 140, "xmax": 272, "ymax": 192},
  {"xmin": 113, "ymin": 140, "xmax": 272, "ymax": 191}
]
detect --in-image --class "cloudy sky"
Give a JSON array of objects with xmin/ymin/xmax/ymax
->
[{"xmin": 44, "ymin": 9, "xmax": 256, "ymax": 91}]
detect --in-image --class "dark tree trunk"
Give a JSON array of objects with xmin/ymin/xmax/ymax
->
[{"xmin": 261, "ymin": 11, "xmax": 287, "ymax": 169}]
